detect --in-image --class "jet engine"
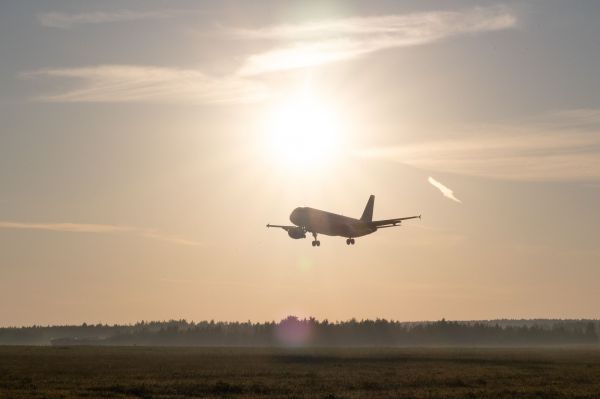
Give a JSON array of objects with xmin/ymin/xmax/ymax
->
[{"xmin": 287, "ymin": 227, "xmax": 306, "ymax": 239}]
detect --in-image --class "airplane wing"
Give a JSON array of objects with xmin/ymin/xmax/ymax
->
[
  {"xmin": 266, "ymin": 224, "xmax": 297, "ymax": 231},
  {"xmin": 371, "ymin": 215, "xmax": 421, "ymax": 228}
]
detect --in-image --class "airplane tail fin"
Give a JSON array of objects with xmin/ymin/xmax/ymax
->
[{"xmin": 360, "ymin": 195, "xmax": 375, "ymax": 222}]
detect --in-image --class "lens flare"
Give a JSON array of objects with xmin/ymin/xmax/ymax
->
[{"xmin": 275, "ymin": 316, "xmax": 313, "ymax": 346}]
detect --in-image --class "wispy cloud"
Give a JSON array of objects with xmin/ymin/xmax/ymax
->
[
  {"xmin": 141, "ymin": 231, "xmax": 205, "ymax": 247},
  {"xmin": 0, "ymin": 221, "xmax": 131, "ymax": 233},
  {"xmin": 22, "ymin": 66, "xmax": 268, "ymax": 104},
  {"xmin": 24, "ymin": 6, "xmax": 514, "ymax": 104},
  {"xmin": 428, "ymin": 177, "xmax": 462, "ymax": 203},
  {"xmin": 38, "ymin": 9, "xmax": 184, "ymax": 29},
  {"xmin": 358, "ymin": 109, "xmax": 600, "ymax": 182},
  {"xmin": 235, "ymin": 6, "xmax": 516, "ymax": 75},
  {"xmin": 0, "ymin": 221, "xmax": 204, "ymax": 246}
]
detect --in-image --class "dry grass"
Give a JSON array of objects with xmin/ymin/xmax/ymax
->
[{"xmin": 1, "ymin": 347, "xmax": 600, "ymax": 398}]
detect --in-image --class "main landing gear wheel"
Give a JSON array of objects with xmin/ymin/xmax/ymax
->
[
  {"xmin": 311, "ymin": 232, "xmax": 320, "ymax": 247},
  {"xmin": 346, "ymin": 238, "xmax": 356, "ymax": 245}
]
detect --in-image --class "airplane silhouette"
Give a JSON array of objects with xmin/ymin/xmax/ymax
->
[{"xmin": 267, "ymin": 195, "xmax": 420, "ymax": 246}]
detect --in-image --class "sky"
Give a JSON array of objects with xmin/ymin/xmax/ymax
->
[{"xmin": 1, "ymin": 0, "xmax": 599, "ymax": 326}]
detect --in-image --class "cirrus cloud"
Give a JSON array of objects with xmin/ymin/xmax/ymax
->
[
  {"xmin": 37, "ymin": 9, "xmax": 191, "ymax": 29},
  {"xmin": 21, "ymin": 65, "xmax": 269, "ymax": 104},
  {"xmin": 0, "ymin": 220, "xmax": 204, "ymax": 247},
  {"xmin": 23, "ymin": 6, "xmax": 516, "ymax": 104},
  {"xmin": 358, "ymin": 109, "xmax": 600, "ymax": 182},
  {"xmin": 235, "ymin": 6, "xmax": 516, "ymax": 75}
]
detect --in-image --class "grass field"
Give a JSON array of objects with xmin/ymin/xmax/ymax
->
[{"xmin": 1, "ymin": 347, "xmax": 600, "ymax": 398}]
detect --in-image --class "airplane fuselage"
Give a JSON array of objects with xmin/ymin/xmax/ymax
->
[
  {"xmin": 290, "ymin": 207, "xmax": 377, "ymax": 238},
  {"xmin": 267, "ymin": 195, "xmax": 419, "ymax": 246}
]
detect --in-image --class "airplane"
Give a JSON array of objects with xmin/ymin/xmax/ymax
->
[{"xmin": 267, "ymin": 195, "xmax": 420, "ymax": 247}]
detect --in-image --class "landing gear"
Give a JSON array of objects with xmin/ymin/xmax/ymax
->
[
  {"xmin": 346, "ymin": 238, "xmax": 355, "ymax": 245},
  {"xmin": 311, "ymin": 232, "xmax": 321, "ymax": 247}
]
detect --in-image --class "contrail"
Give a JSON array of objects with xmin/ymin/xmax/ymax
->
[{"xmin": 428, "ymin": 176, "xmax": 462, "ymax": 203}]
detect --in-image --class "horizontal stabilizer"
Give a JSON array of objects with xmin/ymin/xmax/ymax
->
[{"xmin": 371, "ymin": 215, "xmax": 420, "ymax": 228}]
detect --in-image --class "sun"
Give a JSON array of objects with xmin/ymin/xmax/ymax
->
[{"xmin": 265, "ymin": 91, "xmax": 343, "ymax": 171}]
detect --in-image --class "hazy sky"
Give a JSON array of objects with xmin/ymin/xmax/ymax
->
[{"xmin": 1, "ymin": 0, "xmax": 599, "ymax": 326}]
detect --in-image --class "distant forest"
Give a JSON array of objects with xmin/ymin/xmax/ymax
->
[{"xmin": 0, "ymin": 317, "xmax": 598, "ymax": 346}]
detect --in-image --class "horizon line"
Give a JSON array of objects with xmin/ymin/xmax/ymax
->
[{"xmin": 2, "ymin": 316, "xmax": 599, "ymax": 329}]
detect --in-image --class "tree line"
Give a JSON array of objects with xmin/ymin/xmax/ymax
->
[{"xmin": 0, "ymin": 317, "xmax": 597, "ymax": 346}]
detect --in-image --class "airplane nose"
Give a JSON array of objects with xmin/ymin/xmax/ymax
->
[{"xmin": 290, "ymin": 207, "xmax": 304, "ymax": 226}]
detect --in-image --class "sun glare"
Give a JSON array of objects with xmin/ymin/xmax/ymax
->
[{"xmin": 265, "ymin": 92, "xmax": 343, "ymax": 171}]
